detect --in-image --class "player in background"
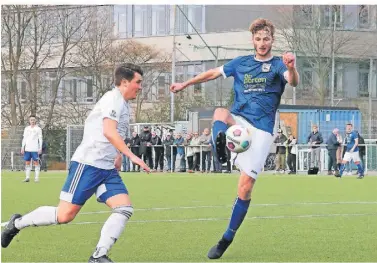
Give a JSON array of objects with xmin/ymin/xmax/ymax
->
[
  {"xmin": 170, "ymin": 18, "xmax": 299, "ymax": 259},
  {"xmin": 336, "ymin": 123, "xmax": 364, "ymax": 179},
  {"xmin": 21, "ymin": 115, "xmax": 43, "ymax": 182},
  {"xmin": 2, "ymin": 63, "xmax": 150, "ymax": 263}
]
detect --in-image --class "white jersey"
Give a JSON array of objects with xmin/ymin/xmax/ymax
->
[
  {"xmin": 22, "ymin": 125, "xmax": 43, "ymax": 152},
  {"xmin": 71, "ymin": 88, "xmax": 130, "ymax": 169}
]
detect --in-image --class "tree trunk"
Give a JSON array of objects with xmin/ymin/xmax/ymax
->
[{"xmin": 9, "ymin": 75, "xmax": 18, "ymax": 126}]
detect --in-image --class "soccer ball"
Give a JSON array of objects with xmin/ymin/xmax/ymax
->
[{"xmin": 225, "ymin": 125, "xmax": 252, "ymax": 153}]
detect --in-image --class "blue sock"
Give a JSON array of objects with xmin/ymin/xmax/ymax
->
[
  {"xmin": 357, "ymin": 164, "xmax": 364, "ymax": 175},
  {"xmin": 223, "ymin": 197, "xmax": 250, "ymax": 241},
  {"xmin": 339, "ymin": 164, "xmax": 346, "ymax": 176},
  {"xmin": 211, "ymin": 120, "xmax": 228, "ymax": 152}
]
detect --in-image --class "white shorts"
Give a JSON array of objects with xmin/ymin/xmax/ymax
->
[
  {"xmin": 343, "ymin": 151, "xmax": 360, "ymax": 163},
  {"xmin": 231, "ymin": 114, "xmax": 273, "ymax": 179}
]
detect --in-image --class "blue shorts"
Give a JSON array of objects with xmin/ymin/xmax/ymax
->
[
  {"xmin": 60, "ymin": 161, "xmax": 128, "ymax": 205},
  {"xmin": 24, "ymin": 152, "xmax": 39, "ymax": 161}
]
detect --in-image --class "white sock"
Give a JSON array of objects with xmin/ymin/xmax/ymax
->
[
  {"xmin": 25, "ymin": 164, "xmax": 31, "ymax": 179},
  {"xmin": 14, "ymin": 206, "xmax": 58, "ymax": 230},
  {"xmin": 93, "ymin": 206, "xmax": 133, "ymax": 258},
  {"xmin": 34, "ymin": 165, "xmax": 40, "ymax": 180}
]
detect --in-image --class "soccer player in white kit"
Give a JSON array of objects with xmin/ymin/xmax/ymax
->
[
  {"xmin": 2, "ymin": 63, "xmax": 151, "ymax": 263},
  {"xmin": 21, "ymin": 116, "xmax": 43, "ymax": 182},
  {"xmin": 170, "ymin": 18, "xmax": 299, "ymax": 259}
]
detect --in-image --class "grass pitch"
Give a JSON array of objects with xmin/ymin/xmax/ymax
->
[{"xmin": 1, "ymin": 171, "xmax": 377, "ymax": 262}]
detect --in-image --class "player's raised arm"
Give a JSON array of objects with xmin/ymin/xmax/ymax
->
[
  {"xmin": 170, "ymin": 67, "xmax": 222, "ymax": 93},
  {"xmin": 282, "ymin": 52, "xmax": 299, "ymax": 87}
]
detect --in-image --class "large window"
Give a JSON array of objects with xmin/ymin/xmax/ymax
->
[
  {"xmin": 62, "ymin": 77, "xmax": 93, "ymax": 103},
  {"xmin": 358, "ymin": 62, "xmax": 369, "ymax": 97},
  {"xmin": 187, "ymin": 5, "xmax": 203, "ymax": 34},
  {"xmin": 18, "ymin": 80, "xmax": 28, "ymax": 102},
  {"xmin": 114, "ymin": 5, "xmax": 205, "ymax": 37},
  {"xmin": 152, "ymin": 6, "xmax": 168, "ymax": 36},
  {"xmin": 301, "ymin": 61, "xmax": 314, "ymax": 89},
  {"xmin": 358, "ymin": 5, "xmax": 370, "ymax": 29},
  {"xmin": 320, "ymin": 5, "xmax": 342, "ymax": 28},
  {"xmin": 133, "ymin": 5, "xmax": 148, "ymax": 37},
  {"xmin": 114, "ymin": 5, "xmax": 132, "ymax": 38},
  {"xmin": 327, "ymin": 62, "xmax": 344, "ymax": 98}
]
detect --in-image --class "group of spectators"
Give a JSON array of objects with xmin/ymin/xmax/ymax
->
[
  {"xmin": 121, "ymin": 126, "xmax": 232, "ymax": 173},
  {"xmin": 273, "ymin": 124, "xmax": 367, "ymax": 174}
]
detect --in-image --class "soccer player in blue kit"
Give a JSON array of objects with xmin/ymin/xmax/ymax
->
[
  {"xmin": 336, "ymin": 123, "xmax": 364, "ymax": 179},
  {"xmin": 2, "ymin": 63, "xmax": 151, "ymax": 263},
  {"xmin": 170, "ymin": 18, "xmax": 299, "ymax": 259}
]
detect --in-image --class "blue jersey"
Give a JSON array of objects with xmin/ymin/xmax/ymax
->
[
  {"xmin": 221, "ymin": 55, "xmax": 287, "ymax": 134},
  {"xmin": 345, "ymin": 131, "xmax": 359, "ymax": 152}
]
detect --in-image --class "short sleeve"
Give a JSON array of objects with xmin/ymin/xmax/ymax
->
[
  {"xmin": 220, "ymin": 56, "xmax": 243, "ymax": 79},
  {"xmin": 101, "ymin": 93, "xmax": 124, "ymax": 123}
]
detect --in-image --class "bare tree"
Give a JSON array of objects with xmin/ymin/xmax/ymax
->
[
  {"xmin": 1, "ymin": 5, "xmax": 33, "ymax": 126},
  {"xmin": 74, "ymin": 5, "xmax": 114, "ymax": 100},
  {"xmin": 109, "ymin": 40, "xmax": 171, "ymax": 122},
  {"xmin": 275, "ymin": 5, "xmax": 357, "ymax": 105},
  {"xmin": 43, "ymin": 6, "xmax": 93, "ymax": 130},
  {"xmin": 20, "ymin": 6, "xmax": 55, "ymax": 117}
]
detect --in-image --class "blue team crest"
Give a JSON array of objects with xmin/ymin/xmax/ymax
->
[{"xmin": 262, "ymin": 63, "xmax": 271, "ymax": 72}]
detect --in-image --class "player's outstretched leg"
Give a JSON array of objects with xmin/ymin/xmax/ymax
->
[
  {"xmin": 1, "ymin": 206, "xmax": 61, "ymax": 248},
  {"xmin": 211, "ymin": 108, "xmax": 235, "ymax": 164},
  {"xmin": 89, "ymin": 194, "xmax": 133, "ymax": 263},
  {"xmin": 1, "ymin": 201, "xmax": 80, "ymax": 248},
  {"xmin": 208, "ymin": 173, "xmax": 253, "ymax": 259}
]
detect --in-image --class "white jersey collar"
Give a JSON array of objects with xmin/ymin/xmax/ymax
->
[{"xmin": 253, "ymin": 55, "xmax": 273, "ymax": 62}]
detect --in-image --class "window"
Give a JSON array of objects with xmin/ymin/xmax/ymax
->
[
  {"xmin": 20, "ymin": 81, "xmax": 27, "ymax": 101},
  {"xmin": 358, "ymin": 62, "xmax": 369, "ymax": 97},
  {"xmin": 117, "ymin": 6, "xmax": 128, "ymax": 36},
  {"xmin": 293, "ymin": 5, "xmax": 313, "ymax": 26},
  {"xmin": 152, "ymin": 6, "xmax": 168, "ymax": 36},
  {"xmin": 187, "ymin": 5, "xmax": 203, "ymax": 33},
  {"xmin": 174, "ymin": 5, "xmax": 204, "ymax": 35},
  {"xmin": 334, "ymin": 63, "xmax": 344, "ymax": 98},
  {"xmin": 193, "ymin": 83, "xmax": 202, "ymax": 95},
  {"xmin": 87, "ymin": 79, "xmax": 93, "ymax": 100},
  {"xmin": 133, "ymin": 5, "xmax": 148, "ymax": 37},
  {"xmin": 1, "ymin": 79, "xmax": 10, "ymax": 104},
  {"xmin": 63, "ymin": 79, "xmax": 76, "ymax": 102},
  {"xmin": 358, "ymin": 5, "xmax": 370, "ymax": 29},
  {"xmin": 157, "ymin": 75, "xmax": 166, "ymax": 98},
  {"xmin": 320, "ymin": 5, "xmax": 342, "ymax": 28},
  {"xmin": 301, "ymin": 61, "xmax": 314, "ymax": 89}
]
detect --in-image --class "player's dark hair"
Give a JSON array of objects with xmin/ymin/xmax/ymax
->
[
  {"xmin": 29, "ymin": 115, "xmax": 36, "ymax": 119},
  {"xmin": 114, "ymin": 63, "xmax": 143, "ymax": 86},
  {"xmin": 249, "ymin": 18, "xmax": 275, "ymax": 38},
  {"xmin": 347, "ymin": 123, "xmax": 353, "ymax": 126}
]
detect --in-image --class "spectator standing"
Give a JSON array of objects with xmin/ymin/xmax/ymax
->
[
  {"xmin": 274, "ymin": 129, "xmax": 287, "ymax": 173},
  {"xmin": 307, "ymin": 124, "xmax": 323, "ymax": 170},
  {"xmin": 199, "ymin": 128, "xmax": 212, "ymax": 173}
]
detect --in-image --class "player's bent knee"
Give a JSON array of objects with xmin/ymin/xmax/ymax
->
[
  {"xmin": 56, "ymin": 201, "xmax": 81, "ymax": 224},
  {"xmin": 238, "ymin": 185, "xmax": 252, "ymax": 200},
  {"xmin": 238, "ymin": 176, "xmax": 255, "ymax": 200},
  {"xmin": 57, "ymin": 211, "xmax": 77, "ymax": 224},
  {"xmin": 113, "ymin": 205, "xmax": 134, "ymax": 219},
  {"xmin": 213, "ymin": 108, "xmax": 230, "ymax": 121}
]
